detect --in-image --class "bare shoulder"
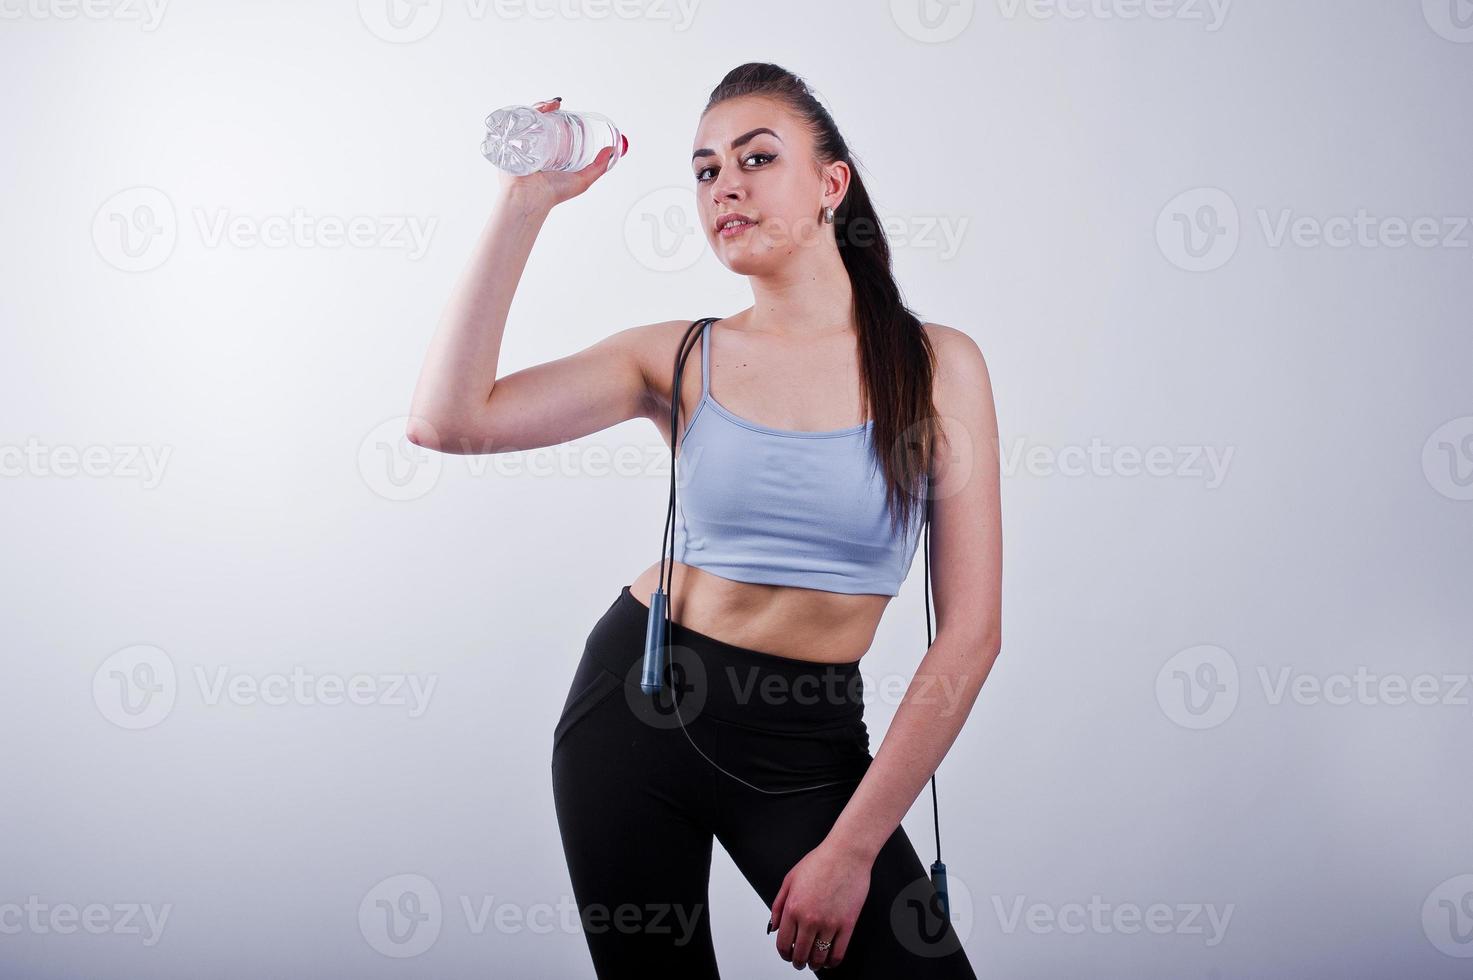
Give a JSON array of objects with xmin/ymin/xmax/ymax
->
[
  {"xmin": 621, "ymin": 317, "xmax": 713, "ymax": 417},
  {"xmin": 920, "ymin": 322, "xmax": 993, "ymax": 403},
  {"xmin": 919, "ymin": 321, "xmax": 999, "ymax": 490}
]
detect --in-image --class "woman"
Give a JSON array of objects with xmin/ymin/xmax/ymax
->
[{"xmin": 408, "ymin": 63, "xmax": 1002, "ymax": 978}]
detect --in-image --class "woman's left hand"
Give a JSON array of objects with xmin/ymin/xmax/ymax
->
[{"xmin": 769, "ymin": 838, "xmax": 872, "ymax": 971}]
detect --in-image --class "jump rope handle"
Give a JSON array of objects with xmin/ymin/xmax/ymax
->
[
  {"xmin": 930, "ymin": 859, "xmax": 950, "ymax": 920},
  {"xmin": 641, "ymin": 590, "xmax": 668, "ymax": 694}
]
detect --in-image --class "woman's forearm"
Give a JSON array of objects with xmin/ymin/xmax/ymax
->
[
  {"xmin": 408, "ymin": 188, "xmax": 552, "ymax": 442},
  {"xmin": 826, "ymin": 628, "xmax": 1001, "ymax": 863}
]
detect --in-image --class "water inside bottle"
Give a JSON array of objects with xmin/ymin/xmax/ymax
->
[{"xmin": 481, "ymin": 106, "xmax": 621, "ymax": 175}]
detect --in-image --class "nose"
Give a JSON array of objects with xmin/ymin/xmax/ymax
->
[{"xmin": 708, "ymin": 164, "xmax": 745, "ymax": 204}]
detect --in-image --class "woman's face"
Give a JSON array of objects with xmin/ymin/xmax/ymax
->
[{"xmin": 691, "ymin": 96, "xmax": 842, "ymax": 275}]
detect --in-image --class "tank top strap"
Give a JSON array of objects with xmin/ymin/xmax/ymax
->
[{"xmin": 700, "ymin": 318, "xmax": 712, "ymax": 399}]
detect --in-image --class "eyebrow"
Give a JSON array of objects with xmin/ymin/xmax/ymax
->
[{"xmin": 692, "ymin": 127, "xmax": 782, "ymax": 162}]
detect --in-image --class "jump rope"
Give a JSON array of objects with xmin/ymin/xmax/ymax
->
[{"xmin": 639, "ymin": 315, "xmax": 950, "ymax": 917}]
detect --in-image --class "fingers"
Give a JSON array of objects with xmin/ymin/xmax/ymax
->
[
  {"xmin": 770, "ymin": 877, "xmax": 790, "ymax": 936},
  {"xmin": 533, "ymin": 96, "xmax": 562, "ymax": 112},
  {"xmin": 573, "ymin": 143, "xmax": 616, "ymax": 182},
  {"xmin": 807, "ymin": 926, "xmax": 846, "ymax": 971},
  {"xmin": 790, "ymin": 919, "xmax": 818, "ymax": 969},
  {"xmin": 824, "ymin": 928, "xmax": 850, "ymax": 969}
]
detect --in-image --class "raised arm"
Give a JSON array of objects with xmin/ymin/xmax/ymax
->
[{"xmin": 406, "ymin": 97, "xmax": 650, "ymax": 456}]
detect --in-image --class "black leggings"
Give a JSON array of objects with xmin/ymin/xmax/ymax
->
[{"xmin": 550, "ymin": 585, "xmax": 977, "ymax": 979}]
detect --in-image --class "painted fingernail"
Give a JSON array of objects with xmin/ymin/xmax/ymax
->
[
  {"xmin": 552, "ymin": 96, "xmax": 562, "ymax": 102},
  {"xmin": 766, "ymin": 920, "xmax": 775, "ymax": 933}
]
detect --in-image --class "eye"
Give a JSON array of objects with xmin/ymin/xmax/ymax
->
[{"xmin": 695, "ymin": 151, "xmax": 774, "ymax": 182}]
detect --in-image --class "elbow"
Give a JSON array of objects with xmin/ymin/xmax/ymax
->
[
  {"xmin": 405, "ymin": 414, "xmax": 449, "ymax": 451},
  {"xmin": 982, "ymin": 624, "xmax": 1002, "ymax": 662}
]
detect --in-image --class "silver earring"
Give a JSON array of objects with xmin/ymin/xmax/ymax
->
[{"xmin": 822, "ymin": 205, "xmax": 834, "ymax": 224}]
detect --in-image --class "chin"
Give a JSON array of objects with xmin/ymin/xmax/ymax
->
[{"xmin": 713, "ymin": 239, "xmax": 789, "ymax": 276}]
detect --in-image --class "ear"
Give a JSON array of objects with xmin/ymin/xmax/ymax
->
[{"xmin": 820, "ymin": 157, "xmax": 850, "ymax": 213}]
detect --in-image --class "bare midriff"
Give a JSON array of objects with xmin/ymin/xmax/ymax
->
[{"xmin": 625, "ymin": 560, "xmax": 890, "ymax": 665}]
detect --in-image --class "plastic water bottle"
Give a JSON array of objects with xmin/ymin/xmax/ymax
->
[{"xmin": 481, "ymin": 105, "xmax": 624, "ymax": 175}]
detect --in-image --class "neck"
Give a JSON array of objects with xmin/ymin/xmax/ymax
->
[{"xmin": 741, "ymin": 240, "xmax": 855, "ymax": 338}]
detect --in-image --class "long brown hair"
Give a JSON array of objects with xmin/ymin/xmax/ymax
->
[{"xmin": 703, "ymin": 63, "xmax": 941, "ymax": 537}]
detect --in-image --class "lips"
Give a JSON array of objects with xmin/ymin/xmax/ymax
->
[{"xmin": 714, "ymin": 212, "xmax": 756, "ymax": 234}]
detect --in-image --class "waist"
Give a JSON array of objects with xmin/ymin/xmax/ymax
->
[{"xmin": 585, "ymin": 585, "xmax": 866, "ymax": 729}]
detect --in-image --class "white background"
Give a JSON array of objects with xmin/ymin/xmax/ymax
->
[{"xmin": 2, "ymin": 0, "xmax": 1471, "ymax": 976}]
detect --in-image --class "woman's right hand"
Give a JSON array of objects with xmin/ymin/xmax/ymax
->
[{"xmin": 495, "ymin": 98, "xmax": 626, "ymax": 211}]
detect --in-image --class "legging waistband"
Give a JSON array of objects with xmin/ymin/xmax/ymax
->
[{"xmin": 584, "ymin": 585, "xmax": 866, "ymax": 729}]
